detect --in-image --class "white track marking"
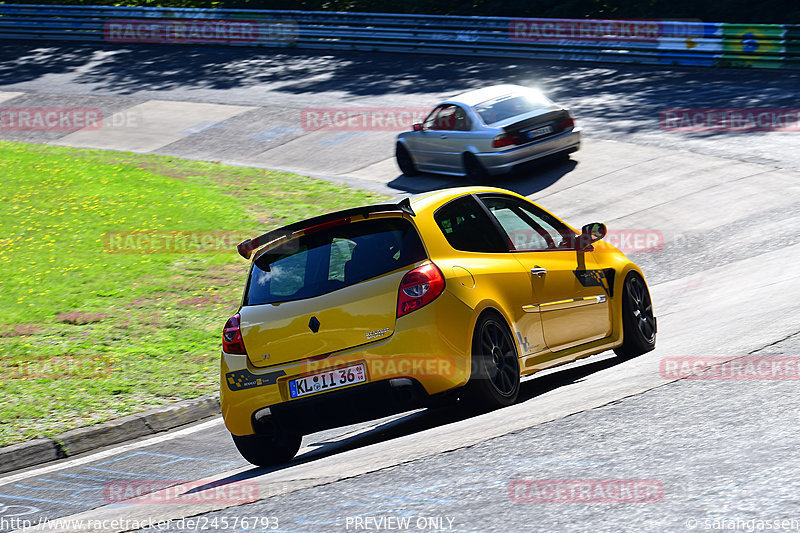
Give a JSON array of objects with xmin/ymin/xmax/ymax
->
[{"xmin": 0, "ymin": 419, "xmax": 223, "ymax": 487}]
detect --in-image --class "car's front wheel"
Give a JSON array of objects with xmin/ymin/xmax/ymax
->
[
  {"xmin": 396, "ymin": 143, "xmax": 418, "ymax": 176},
  {"xmin": 231, "ymin": 431, "xmax": 302, "ymax": 467},
  {"xmin": 463, "ymin": 312, "xmax": 520, "ymax": 409},
  {"xmin": 614, "ymin": 271, "xmax": 657, "ymax": 358}
]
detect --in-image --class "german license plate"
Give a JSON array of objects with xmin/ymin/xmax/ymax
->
[
  {"xmin": 526, "ymin": 125, "xmax": 553, "ymax": 139},
  {"xmin": 289, "ymin": 363, "xmax": 367, "ymax": 399}
]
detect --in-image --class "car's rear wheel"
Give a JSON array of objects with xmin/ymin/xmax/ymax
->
[
  {"xmin": 396, "ymin": 143, "xmax": 418, "ymax": 176},
  {"xmin": 614, "ymin": 272, "xmax": 657, "ymax": 359},
  {"xmin": 463, "ymin": 312, "xmax": 520, "ymax": 409},
  {"xmin": 463, "ymin": 153, "xmax": 489, "ymax": 184},
  {"xmin": 231, "ymin": 431, "xmax": 302, "ymax": 467}
]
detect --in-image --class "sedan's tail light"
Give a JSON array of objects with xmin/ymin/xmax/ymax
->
[
  {"xmin": 558, "ymin": 114, "xmax": 575, "ymax": 131},
  {"xmin": 222, "ymin": 313, "xmax": 247, "ymax": 354},
  {"xmin": 492, "ymin": 132, "xmax": 523, "ymax": 148},
  {"xmin": 397, "ymin": 263, "xmax": 446, "ymax": 317}
]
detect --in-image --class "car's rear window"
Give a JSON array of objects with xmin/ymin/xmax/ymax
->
[
  {"xmin": 474, "ymin": 94, "xmax": 547, "ymax": 125},
  {"xmin": 245, "ymin": 217, "xmax": 427, "ymax": 306}
]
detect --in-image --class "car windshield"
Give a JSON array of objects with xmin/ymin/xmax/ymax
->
[{"xmin": 474, "ymin": 94, "xmax": 549, "ymax": 125}]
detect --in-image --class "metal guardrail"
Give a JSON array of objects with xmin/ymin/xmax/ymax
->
[{"xmin": 0, "ymin": 4, "xmax": 797, "ymax": 69}]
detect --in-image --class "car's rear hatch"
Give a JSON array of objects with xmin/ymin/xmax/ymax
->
[{"xmin": 238, "ymin": 210, "xmax": 427, "ymax": 368}]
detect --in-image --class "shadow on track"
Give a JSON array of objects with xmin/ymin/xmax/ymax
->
[
  {"xmin": 386, "ymin": 153, "xmax": 578, "ymax": 196},
  {"xmin": 2, "ymin": 42, "xmax": 798, "ymax": 140}
]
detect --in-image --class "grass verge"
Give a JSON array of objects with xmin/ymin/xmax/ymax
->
[{"xmin": 0, "ymin": 141, "xmax": 387, "ymax": 446}]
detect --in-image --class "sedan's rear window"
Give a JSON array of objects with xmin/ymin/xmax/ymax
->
[
  {"xmin": 245, "ymin": 218, "xmax": 426, "ymax": 306},
  {"xmin": 475, "ymin": 94, "xmax": 548, "ymax": 125}
]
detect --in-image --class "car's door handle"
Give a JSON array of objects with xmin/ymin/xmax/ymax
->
[
  {"xmin": 439, "ymin": 134, "xmax": 448, "ymax": 139},
  {"xmin": 530, "ymin": 267, "xmax": 547, "ymax": 277}
]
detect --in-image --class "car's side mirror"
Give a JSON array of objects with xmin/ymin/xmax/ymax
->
[
  {"xmin": 578, "ymin": 222, "xmax": 607, "ymax": 250},
  {"xmin": 412, "ymin": 123, "xmax": 423, "ymax": 132}
]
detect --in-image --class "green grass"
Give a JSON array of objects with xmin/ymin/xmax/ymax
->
[{"xmin": 0, "ymin": 141, "xmax": 387, "ymax": 446}]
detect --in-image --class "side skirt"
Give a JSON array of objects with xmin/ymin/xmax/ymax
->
[{"xmin": 518, "ymin": 336, "xmax": 621, "ymax": 377}]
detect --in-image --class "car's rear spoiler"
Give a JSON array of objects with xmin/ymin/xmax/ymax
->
[{"xmin": 237, "ymin": 198, "xmax": 416, "ymax": 259}]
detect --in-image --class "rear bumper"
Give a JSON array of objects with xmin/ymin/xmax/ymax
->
[
  {"xmin": 261, "ymin": 378, "xmax": 427, "ymax": 436},
  {"xmin": 477, "ymin": 129, "xmax": 581, "ymax": 175},
  {"xmin": 221, "ymin": 291, "xmax": 473, "ymax": 436}
]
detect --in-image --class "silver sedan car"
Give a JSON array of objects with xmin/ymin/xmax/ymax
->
[{"xmin": 396, "ymin": 84, "xmax": 580, "ymax": 181}]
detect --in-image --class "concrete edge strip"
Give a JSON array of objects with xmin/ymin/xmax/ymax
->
[{"xmin": 0, "ymin": 396, "xmax": 220, "ymax": 475}]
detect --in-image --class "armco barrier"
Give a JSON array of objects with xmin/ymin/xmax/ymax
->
[
  {"xmin": 720, "ymin": 23, "xmax": 787, "ymax": 68},
  {"xmin": 0, "ymin": 5, "xmax": 797, "ymax": 69}
]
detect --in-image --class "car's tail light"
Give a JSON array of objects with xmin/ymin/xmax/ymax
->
[
  {"xmin": 558, "ymin": 115, "xmax": 575, "ymax": 131},
  {"xmin": 222, "ymin": 313, "xmax": 247, "ymax": 354},
  {"xmin": 397, "ymin": 263, "xmax": 446, "ymax": 317},
  {"xmin": 492, "ymin": 133, "xmax": 523, "ymax": 148}
]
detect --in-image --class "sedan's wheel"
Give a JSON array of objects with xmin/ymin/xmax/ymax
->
[
  {"xmin": 614, "ymin": 272, "xmax": 657, "ymax": 359},
  {"xmin": 396, "ymin": 144, "xmax": 418, "ymax": 176},
  {"xmin": 463, "ymin": 313, "xmax": 520, "ymax": 409},
  {"xmin": 463, "ymin": 153, "xmax": 489, "ymax": 184},
  {"xmin": 231, "ymin": 431, "xmax": 302, "ymax": 467}
]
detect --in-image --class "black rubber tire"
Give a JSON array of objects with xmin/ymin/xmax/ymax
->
[
  {"xmin": 462, "ymin": 312, "xmax": 520, "ymax": 409},
  {"xmin": 463, "ymin": 153, "xmax": 489, "ymax": 184},
  {"xmin": 396, "ymin": 143, "xmax": 418, "ymax": 176},
  {"xmin": 613, "ymin": 272, "xmax": 657, "ymax": 359},
  {"xmin": 231, "ymin": 431, "xmax": 302, "ymax": 467}
]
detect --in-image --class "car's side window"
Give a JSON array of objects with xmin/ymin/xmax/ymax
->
[
  {"xmin": 452, "ymin": 106, "xmax": 471, "ymax": 131},
  {"xmin": 434, "ymin": 195, "xmax": 508, "ymax": 253},
  {"xmin": 424, "ymin": 105, "xmax": 469, "ymax": 131},
  {"xmin": 422, "ymin": 105, "xmax": 445, "ymax": 130},
  {"xmin": 479, "ymin": 195, "xmax": 577, "ymax": 251},
  {"xmin": 436, "ymin": 107, "xmax": 456, "ymax": 130}
]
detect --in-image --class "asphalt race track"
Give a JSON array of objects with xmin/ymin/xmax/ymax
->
[{"xmin": 1, "ymin": 43, "xmax": 799, "ymax": 533}]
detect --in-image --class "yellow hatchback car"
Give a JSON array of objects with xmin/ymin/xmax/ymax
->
[{"xmin": 221, "ymin": 186, "xmax": 656, "ymax": 466}]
